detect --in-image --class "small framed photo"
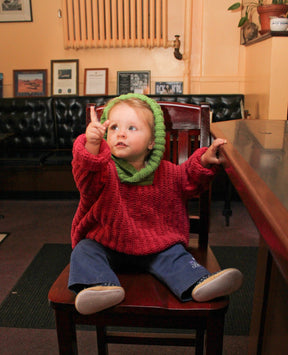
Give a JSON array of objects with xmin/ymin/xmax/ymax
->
[
  {"xmin": 13, "ymin": 69, "xmax": 47, "ymax": 97},
  {"xmin": 0, "ymin": 0, "xmax": 32, "ymax": 23},
  {"xmin": 155, "ymin": 82, "xmax": 183, "ymax": 95},
  {"xmin": 117, "ymin": 71, "xmax": 150, "ymax": 95},
  {"xmin": 51, "ymin": 59, "xmax": 79, "ymax": 96},
  {"xmin": 84, "ymin": 68, "xmax": 108, "ymax": 96}
]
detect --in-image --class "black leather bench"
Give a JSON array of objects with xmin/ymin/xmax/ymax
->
[{"xmin": 0, "ymin": 94, "xmax": 244, "ymax": 197}]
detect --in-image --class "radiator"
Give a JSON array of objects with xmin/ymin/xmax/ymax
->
[{"xmin": 62, "ymin": 0, "xmax": 169, "ymax": 49}]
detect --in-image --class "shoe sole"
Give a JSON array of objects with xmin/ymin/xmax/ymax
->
[
  {"xmin": 192, "ymin": 268, "xmax": 243, "ymax": 302},
  {"xmin": 75, "ymin": 286, "xmax": 125, "ymax": 315}
]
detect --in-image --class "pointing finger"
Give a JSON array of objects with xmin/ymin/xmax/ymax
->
[{"xmin": 90, "ymin": 106, "xmax": 98, "ymax": 123}]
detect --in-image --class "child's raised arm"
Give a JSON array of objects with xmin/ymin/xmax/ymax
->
[
  {"xmin": 85, "ymin": 106, "xmax": 110, "ymax": 155},
  {"xmin": 200, "ymin": 138, "xmax": 227, "ymax": 168}
]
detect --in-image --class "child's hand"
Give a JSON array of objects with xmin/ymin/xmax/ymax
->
[
  {"xmin": 200, "ymin": 138, "xmax": 227, "ymax": 168},
  {"xmin": 85, "ymin": 107, "xmax": 110, "ymax": 155}
]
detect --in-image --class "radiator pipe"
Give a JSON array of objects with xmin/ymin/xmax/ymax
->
[{"xmin": 173, "ymin": 35, "xmax": 183, "ymax": 60}]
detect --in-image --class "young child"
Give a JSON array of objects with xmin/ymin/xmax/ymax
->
[{"xmin": 69, "ymin": 93, "xmax": 243, "ymax": 315}]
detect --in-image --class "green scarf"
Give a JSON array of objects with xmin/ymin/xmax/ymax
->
[{"xmin": 101, "ymin": 93, "xmax": 166, "ymax": 185}]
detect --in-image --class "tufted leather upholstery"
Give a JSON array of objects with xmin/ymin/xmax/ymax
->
[
  {"xmin": 53, "ymin": 94, "xmax": 243, "ymax": 147},
  {"xmin": 151, "ymin": 95, "xmax": 244, "ymax": 122},
  {"xmin": 0, "ymin": 94, "xmax": 243, "ymax": 192},
  {"xmin": 0, "ymin": 98, "xmax": 54, "ymax": 148},
  {"xmin": 0, "ymin": 98, "xmax": 55, "ymax": 166}
]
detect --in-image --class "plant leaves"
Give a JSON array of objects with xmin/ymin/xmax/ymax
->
[
  {"xmin": 228, "ymin": 3, "xmax": 241, "ymax": 11},
  {"xmin": 238, "ymin": 16, "xmax": 248, "ymax": 27}
]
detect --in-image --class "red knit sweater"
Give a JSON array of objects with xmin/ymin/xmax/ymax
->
[{"xmin": 71, "ymin": 134, "xmax": 217, "ymax": 255}]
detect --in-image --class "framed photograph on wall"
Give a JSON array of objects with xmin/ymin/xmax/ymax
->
[
  {"xmin": 155, "ymin": 81, "xmax": 183, "ymax": 95},
  {"xmin": 51, "ymin": 59, "xmax": 79, "ymax": 96},
  {"xmin": 0, "ymin": 0, "xmax": 33, "ymax": 23},
  {"xmin": 13, "ymin": 69, "xmax": 47, "ymax": 97},
  {"xmin": 117, "ymin": 71, "xmax": 150, "ymax": 95},
  {"xmin": 84, "ymin": 68, "xmax": 108, "ymax": 96}
]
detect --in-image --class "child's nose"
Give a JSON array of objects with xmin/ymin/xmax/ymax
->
[{"xmin": 117, "ymin": 129, "xmax": 126, "ymax": 138}]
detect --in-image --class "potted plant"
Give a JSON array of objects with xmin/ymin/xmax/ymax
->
[{"xmin": 228, "ymin": 1, "xmax": 288, "ymax": 34}]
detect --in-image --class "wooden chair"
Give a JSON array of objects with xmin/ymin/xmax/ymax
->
[{"xmin": 48, "ymin": 101, "xmax": 229, "ymax": 355}]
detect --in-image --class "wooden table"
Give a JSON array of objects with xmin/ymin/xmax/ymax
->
[{"xmin": 211, "ymin": 119, "xmax": 288, "ymax": 355}]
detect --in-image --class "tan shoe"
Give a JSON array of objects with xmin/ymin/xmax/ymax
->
[
  {"xmin": 192, "ymin": 268, "xmax": 243, "ymax": 302},
  {"xmin": 75, "ymin": 286, "xmax": 125, "ymax": 315}
]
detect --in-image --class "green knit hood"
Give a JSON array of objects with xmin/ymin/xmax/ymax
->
[{"xmin": 100, "ymin": 93, "xmax": 166, "ymax": 185}]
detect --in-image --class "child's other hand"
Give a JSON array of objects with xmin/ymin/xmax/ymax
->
[
  {"xmin": 200, "ymin": 138, "xmax": 227, "ymax": 168},
  {"xmin": 85, "ymin": 107, "xmax": 110, "ymax": 154}
]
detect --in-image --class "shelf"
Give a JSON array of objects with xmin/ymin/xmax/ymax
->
[{"xmin": 245, "ymin": 31, "xmax": 288, "ymax": 46}]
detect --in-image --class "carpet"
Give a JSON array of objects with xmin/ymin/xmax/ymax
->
[{"xmin": 0, "ymin": 243, "xmax": 257, "ymax": 335}]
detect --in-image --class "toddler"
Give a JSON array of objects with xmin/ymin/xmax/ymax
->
[{"xmin": 68, "ymin": 93, "xmax": 243, "ymax": 315}]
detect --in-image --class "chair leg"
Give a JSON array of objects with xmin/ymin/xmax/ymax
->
[
  {"xmin": 54, "ymin": 308, "xmax": 78, "ymax": 355},
  {"xmin": 96, "ymin": 326, "xmax": 108, "ymax": 355},
  {"xmin": 205, "ymin": 313, "xmax": 225, "ymax": 355},
  {"xmin": 195, "ymin": 328, "xmax": 205, "ymax": 355},
  {"xmin": 222, "ymin": 175, "xmax": 233, "ymax": 227}
]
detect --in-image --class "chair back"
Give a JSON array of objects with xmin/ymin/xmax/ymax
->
[
  {"xmin": 158, "ymin": 102, "xmax": 210, "ymax": 164},
  {"xmin": 157, "ymin": 102, "xmax": 211, "ymax": 247}
]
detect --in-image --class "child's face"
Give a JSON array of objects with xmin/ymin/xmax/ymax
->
[{"xmin": 107, "ymin": 103, "xmax": 155, "ymax": 170}]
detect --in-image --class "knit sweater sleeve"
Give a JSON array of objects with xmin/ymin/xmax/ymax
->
[
  {"xmin": 181, "ymin": 147, "xmax": 220, "ymax": 197},
  {"xmin": 72, "ymin": 134, "xmax": 111, "ymax": 196}
]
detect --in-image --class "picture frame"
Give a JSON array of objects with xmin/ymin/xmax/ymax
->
[
  {"xmin": 84, "ymin": 68, "xmax": 108, "ymax": 96},
  {"xmin": 51, "ymin": 59, "xmax": 79, "ymax": 96},
  {"xmin": 0, "ymin": 0, "xmax": 32, "ymax": 23},
  {"xmin": 13, "ymin": 69, "xmax": 47, "ymax": 97},
  {"xmin": 155, "ymin": 81, "xmax": 183, "ymax": 95},
  {"xmin": 117, "ymin": 71, "xmax": 150, "ymax": 95}
]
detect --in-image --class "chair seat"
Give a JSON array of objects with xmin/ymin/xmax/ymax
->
[{"xmin": 49, "ymin": 242, "xmax": 229, "ymax": 316}]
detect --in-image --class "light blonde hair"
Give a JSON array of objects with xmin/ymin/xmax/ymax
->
[{"xmin": 107, "ymin": 98, "xmax": 155, "ymax": 138}]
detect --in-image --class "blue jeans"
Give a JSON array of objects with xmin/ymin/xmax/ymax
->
[{"xmin": 68, "ymin": 239, "xmax": 210, "ymax": 301}]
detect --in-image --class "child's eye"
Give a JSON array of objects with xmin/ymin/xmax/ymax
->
[
  {"xmin": 129, "ymin": 126, "xmax": 137, "ymax": 131},
  {"xmin": 110, "ymin": 124, "xmax": 118, "ymax": 131}
]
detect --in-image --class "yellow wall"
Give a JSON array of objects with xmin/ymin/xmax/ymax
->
[
  {"xmin": 245, "ymin": 37, "xmax": 288, "ymax": 120},
  {"xmin": 0, "ymin": 0, "xmax": 245, "ymax": 97},
  {"xmin": 191, "ymin": 0, "xmax": 245, "ymax": 93},
  {"xmin": 2, "ymin": 0, "xmax": 286, "ymax": 119}
]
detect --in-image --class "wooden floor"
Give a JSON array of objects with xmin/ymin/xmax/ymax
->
[{"xmin": 0, "ymin": 198, "xmax": 259, "ymax": 355}]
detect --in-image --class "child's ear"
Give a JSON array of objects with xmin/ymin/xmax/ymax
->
[{"xmin": 148, "ymin": 140, "xmax": 155, "ymax": 150}]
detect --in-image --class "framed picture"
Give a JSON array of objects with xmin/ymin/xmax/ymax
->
[
  {"xmin": 13, "ymin": 69, "xmax": 47, "ymax": 97},
  {"xmin": 117, "ymin": 71, "xmax": 150, "ymax": 95},
  {"xmin": 0, "ymin": 0, "xmax": 32, "ymax": 23},
  {"xmin": 51, "ymin": 59, "xmax": 79, "ymax": 96},
  {"xmin": 84, "ymin": 68, "xmax": 108, "ymax": 96},
  {"xmin": 155, "ymin": 81, "xmax": 183, "ymax": 95}
]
